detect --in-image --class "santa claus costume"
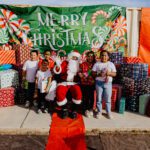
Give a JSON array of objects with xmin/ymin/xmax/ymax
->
[{"xmin": 54, "ymin": 50, "xmax": 82, "ymax": 119}]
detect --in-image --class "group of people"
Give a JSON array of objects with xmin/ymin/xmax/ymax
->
[{"xmin": 22, "ymin": 49, "xmax": 116, "ymax": 119}]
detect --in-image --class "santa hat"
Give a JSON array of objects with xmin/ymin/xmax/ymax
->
[{"xmin": 68, "ymin": 50, "xmax": 81, "ymax": 60}]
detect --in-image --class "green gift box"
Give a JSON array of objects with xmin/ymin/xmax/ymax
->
[
  {"xmin": 118, "ymin": 97, "xmax": 126, "ymax": 114},
  {"xmin": 0, "ymin": 69, "xmax": 19, "ymax": 89},
  {"xmin": 139, "ymin": 94, "xmax": 150, "ymax": 115}
]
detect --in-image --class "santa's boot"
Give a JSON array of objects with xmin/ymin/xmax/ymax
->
[
  {"xmin": 60, "ymin": 105, "xmax": 69, "ymax": 119},
  {"xmin": 70, "ymin": 103, "xmax": 80, "ymax": 119}
]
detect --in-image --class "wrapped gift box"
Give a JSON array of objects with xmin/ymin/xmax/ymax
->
[
  {"xmin": 139, "ymin": 94, "xmax": 150, "ymax": 115},
  {"xmin": 113, "ymin": 64, "xmax": 123, "ymax": 84},
  {"xmin": 112, "ymin": 84, "xmax": 122, "ymax": 101},
  {"xmin": 118, "ymin": 97, "xmax": 126, "ymax": 114},
  {"xmin": 41, "ymin": 80, "xmax": 48, "ymax": 93},
  {"xmin": 0, "ymin": 50, "xmax": 16, "ymax": 65},
  {"xmin": 126, "ymin": 95, "xmax": 139, "ymax": 112},
  {"xmin": 123, "ymin": 57, "xmax": 142, "ymax": 63},
  {"xmin": 146, "ymin": 100, "xmax": 150, "ymax": 117},
  {"xmin": 110, "ymin": 52, "xmax": 123, "ymax": 64},
  {"xmin": 122, "ymin": 77, "xmax": 150, "ymax": 97},
  {"xmin": 120, "ymin": 63, "xmax": 148, "ymax": 79},
  {"xmin": 0, "ymin": 87, "xmax": 15, "ymax": 107},
  {"xmin": 13, "ymin": 44, "xmax": 31, "ymax": 65},
  {"xmin": 0, "ymin": 69, "xmax": 19, "ymax": 88}
]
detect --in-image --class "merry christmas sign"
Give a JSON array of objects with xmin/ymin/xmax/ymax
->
[{"xmin": 0, "ymin": 4, "xmax": 127, "ymax": 54}]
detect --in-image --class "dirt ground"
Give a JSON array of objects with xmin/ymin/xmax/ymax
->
[{"xmin": 0, "ymin": 132, "xmax": 149, "ymax": 150}]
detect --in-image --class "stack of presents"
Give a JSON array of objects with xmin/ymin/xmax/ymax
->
[
  {"xmin": 0, "ymin": 44, "xmax": 31, "ymax": 107},
  {"xmin": 109, "ymin": 52, "xmax": 150, "ymax": 116}
]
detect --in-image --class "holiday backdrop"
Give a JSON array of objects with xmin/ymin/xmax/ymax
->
[{"xmin": 0, "ymin": 4, "xmax": 127, "ymax": 54}]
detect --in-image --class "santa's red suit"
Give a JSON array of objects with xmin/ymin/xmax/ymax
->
[{"xmin": 55, "ymin": 52, "xmax": 82, "ymax": 107}]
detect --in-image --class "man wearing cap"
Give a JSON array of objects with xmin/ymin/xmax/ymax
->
[{"xmin": 54, "ymin": 50, "xmax": 82, "ymax": 119}]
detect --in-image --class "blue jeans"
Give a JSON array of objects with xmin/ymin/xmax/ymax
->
[{"xmin": 96, "ymin": 80, "xmax": 112, "ymax": 113}]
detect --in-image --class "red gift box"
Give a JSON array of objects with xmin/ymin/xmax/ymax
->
[
  {"xmin": 13, "ymin": 44, "xmax": 31, "ymax": 65},
  {"xmin": 123, "ymin": 57, "xmax": 142, "ymax": 63},
  {"xmin": 0, "ymin": 87, "xmax": 15, "ymax": 107},
  {"xmin": 112, "ymin": 84, "xmax": 122, "ymax": 101},
  {"xmin": 0, "ymin": 50, "xmax": 16, "ymax": 65}
]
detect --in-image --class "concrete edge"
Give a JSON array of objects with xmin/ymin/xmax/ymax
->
[
  {"xmin": 0, "ymin": 128, "xmax": 150, "ymax": 135},
  {"xmin": 86, "ymin": 128, "xmax": 150, "ymax": 135},
  {"xmin": 0, "ymin": 129, "xmax": 49, "ymax": 135}
]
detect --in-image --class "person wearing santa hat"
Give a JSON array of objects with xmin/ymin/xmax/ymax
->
[{"xmin": 54, "ymin": 50, "xmax": 82, "ymax": 119}]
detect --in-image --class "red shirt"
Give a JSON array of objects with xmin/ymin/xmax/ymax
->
[
  {"xmin": 38, "ymin": 58, "xmax": 55, "ymax": 71},
  {"xmin": 79, "ymin": 61, "xmax": 95, "ymax": 85}
]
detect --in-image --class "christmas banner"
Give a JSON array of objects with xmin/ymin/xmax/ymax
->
[{"xmin": 0, "ymin": 4, "xmax": 127, "ymax": 54}]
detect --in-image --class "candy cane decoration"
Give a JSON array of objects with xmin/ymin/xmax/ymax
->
[
  {"xmin": 57, "ymin": 49, "xmax": 67, "ymax": 61},
  {"xmin": 26, "ymin": 38, "xmax": 33, "ymax": 47},
  {"xmin": 81, "ymin": 50, "xmax": 90, "ymax": 62},
  {"xmin": 16, "ymin": 19, "xmax": 30, "ymax": 38},
  {"xmin": 0, "ymin": 29, "xmax": 9, "ymax": 44},
  {"xmin": 107, "ymin": 34, "xmax": 119, "ymax": 47},
  {"xmin": 91, "ymin": 10, "xmax": 109, "ymax": 24},
  {"xmin": 0, "ymin": 9, "xmax": 32, "ymax": 45},
  {"xmin": 16, "ymin": 19, "xmax": 31, "ymax": 44},
  {"xmin": 108, "ymin": 6, "xmax": 122, "ymax": 17},
  {"xmin": 112, "ymin": 16, "xmax": 127, "ymax": 37},
  {"xmin": 0, "ymin": 9, "xmax": 19, "ymax": 34},
  {"xmin": 91, "ymin": 36, "xmax": 104, "ymax": 52},
  {"xmin": 118, "ymin": 37, "xmax": 127, "ymax": 46}
]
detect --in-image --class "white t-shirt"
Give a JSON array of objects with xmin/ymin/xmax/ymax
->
[
  {"xmin": 92, "ymin": 61, "xmax": 116, "ymax": 82},
  {"xmin": 23, "ymin": 60, "xmax": 38, "ymax": 83},
  {"xmin": 36, "ymin": 70, "xmax": 52, "ymax": 91}
]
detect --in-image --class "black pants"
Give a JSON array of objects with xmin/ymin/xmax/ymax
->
[
  {"xmin": 26, "ymin": 82, "xmax": 35, "ymax": 104},
  {"xmin": 37, "ymin": 89, "xmax": 48, "ymax": 109},
  {"xmin": 81, "ymin": 85, "xmax": 95, "ymax": 111}
]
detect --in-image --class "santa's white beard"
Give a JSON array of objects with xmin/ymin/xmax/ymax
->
[{"xmin": 67, "ymin": 59, "xmax": 79, "ymax": 82}]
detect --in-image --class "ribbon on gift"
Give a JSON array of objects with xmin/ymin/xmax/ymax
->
[
  {"xmin": 123, "ymin": 57, "xmax": 142, "ymax": 63},
  {"xmin": 2, "ymin": 44, "xmax": 12, "ymax": 50}
]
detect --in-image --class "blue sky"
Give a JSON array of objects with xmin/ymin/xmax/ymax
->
[{"xmin": 0, "ymin": 0, "xmax": 150, "ymax": 7}]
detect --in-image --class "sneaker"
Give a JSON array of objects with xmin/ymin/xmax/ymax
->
[
  {"xmin": 69, "ymin": 111, "xmax": 77, "ymax": 119},
  {"xmin": 41, "ymin": 105, "xmax": 46, "ymax": 113},
  {"xmin": 41, "ymin": 108, "xmax": 46, "ymax": 113},
  {"xmin": 33, "ymin": 100, "xmax": 38, "ymax": 107},
  {"xmin": 45, "ymin": 108, "xmax": 49, "ymax": 113},
  {"xmin": 85, "ymin": 110, "xmax": 91, "ymax": 118},
  {"xmin": 89, "ymin": 110, "xmax": 93, "ymax": 116},
  {"xmin": 25, "ymin": 101, "xmax": 30, "ymax": 108},
  {"xmin": 61, "ymin": 109, "xmax": 69, "ymax": 119},
  {"xmin": 35, "ymin": 108, "xmax": 40, "ymax": 114},
  {"xmin": 107, "ymin": 113, "xmax": 113, "ymax": 119},
  {"xmin": 95, "ymin": 112, "xmax": 102, "ymax": 119}
]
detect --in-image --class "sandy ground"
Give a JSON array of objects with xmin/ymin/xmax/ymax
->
[{"xmin": 0, "ymin": 132, "xmax": 149, "ymax": 150}]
